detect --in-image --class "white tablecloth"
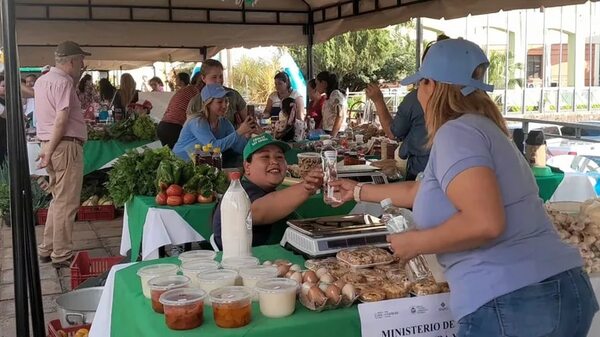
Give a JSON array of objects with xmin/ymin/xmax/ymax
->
[{"xmin": 119, "ymin": 204, "xmax": 205, "ymax": 261}]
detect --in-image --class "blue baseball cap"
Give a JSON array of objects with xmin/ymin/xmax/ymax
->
[
  {"xmin": 201, "ymin": 84, "xmax": 228, "ymax": 102},
  {"xmin": 400, "ymin": 38, "xmax": 494, "ymax": 96}
]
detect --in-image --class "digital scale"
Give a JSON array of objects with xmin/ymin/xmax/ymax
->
[
  {"xmin": 337, "ymin": 163, "xmax": 389, "ymax": 184},
  {"xmin": 280, "ymin": 214, "xmax": 390, "ymax": 258}
]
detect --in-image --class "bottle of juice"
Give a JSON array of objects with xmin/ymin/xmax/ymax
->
[
  {"xmin": 201, "ymin": 145, "xmax": 213, "ymax": 166},
  {"xmin": 212, "ymin": 147, "xmax": 223, "ymax": 170},
  {"xmin": 193, "ymin": 144, "xmax": 203, "ymax": 166}
]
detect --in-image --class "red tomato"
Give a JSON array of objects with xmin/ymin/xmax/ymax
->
[
  {"xmin": 155, "ymin": 193, "xmax": 167, "ymax": 205},
  {"xmin": 167, "ymin": 195, "xmax": 183, "ymax": 206},
  {"xmin": 166, "ymin": 185, "xmax": 183, "ymax": 197},
  {"xmin": 183, "ymin": 193, "xmax": 197, "ymax": 205},
  {"xmin": 197, "ymin": 194, "xmax": 214, "ymax": 204}
]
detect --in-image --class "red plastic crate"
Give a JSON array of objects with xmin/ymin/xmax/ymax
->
[
  {"xmin": 36, "ymin": 208, "xmax": 48, "ymax": 226},
  {"xmin": 76, "ymin": 205, "xmax": 116, "ymax": 221},
  {"xmin": 70, "ymin": 251, "xmax": 122, "ymax": 289},
  {"xmin": 47, "ymin": 319, "xmax": 91, "ymax": 337}
]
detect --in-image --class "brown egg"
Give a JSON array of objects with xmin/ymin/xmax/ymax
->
[
  {"xmin": 320, "ymin": 273, "xmax": 335, "ymax": 284},
  {"xmin": 290, "ymin": 272, "xmax": 303, "ymax": 284},
  {"xmin": 333, "ymin": 279, "xmax": 346, "ymax": 289},
  {"xmin": 274, "ymin": 259, "xmax": 291, "ymax": 265},
  {"xmin": 307, "ymin": 286, "xmax": 327, "ymax": 306},
  {"xmin": 285, "ymin": 270, "xmax": 294, "ymax": 278},
  {"xmin": 315, "ymin": 267, "xmax": 328, "ymax": 278},
  {"xmin": 277, "ymin": 264, "xmax": 291, "ymax": 277},
  {"xmin": 325, "ymin": 284, "xmax": 341, "ymax": 303},
  {"xmin": 302, "ymin": 281, "xmax": 316, "ymax": 296},
  {"xmin": 289, "ymin": 264, "xmax": 302, "ymax": 272},
  {"xmin": 303, "ymin": 270, "xmax": 319, "ymax": 283},
  {"xmin": 342, "ymin": 283, "xmax": 356, "ymax": 300}
]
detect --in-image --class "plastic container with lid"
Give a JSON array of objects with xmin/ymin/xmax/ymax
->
[
  {"xmin": 196, "ymin": 269, "xmax": 238, "ymax": 299},
  {"xmin": 180, "ymin": 260, "xmax": 220, "ymax": 286},
  {"xmin": 209, "ymin": 286, "xmax": 253, "ymax": 328},
  {"xmin": 148, "ymin": 275, "xmax": 191, "ymax": 313},
  {"xmin": 240, "ymin": 266, "xmax": 278, "ymax": 300},
  {"xmin": 221, "ymin": 256, "xmax": 259, "ymax": 285},
  {"xmin": 137, "ymin": 263, "xmax": 179, "ymax": 298},
  {"xmin": 159, "ymin": 288, "xmax": 207, "ymax": 330},
  {"xmin": 221, "ymin": 256, "xmax": 259, "ymax": 271},
  {"xmin": 178, "ymin": 250, "xmax": 217, "ymax": 263},
  {"xmin": 255, "ymin": 278, "xmax": 298, "ymax": 318},
  {"xmin": 240, "ymin": 265, "xmax": 278, "ymax": 288}
]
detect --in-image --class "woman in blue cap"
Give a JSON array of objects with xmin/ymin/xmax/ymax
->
[
  {"xmin": 332, "ymin": 38, "xmax": 597, "ymax": 336},
  {"xmin": 173, "ymin": 83, "xmax": 257, "ymax": 167}
]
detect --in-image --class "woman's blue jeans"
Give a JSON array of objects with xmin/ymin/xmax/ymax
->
[{"xmin": 458, "ymin": 267, "xmax": 598, "ymax": 337}]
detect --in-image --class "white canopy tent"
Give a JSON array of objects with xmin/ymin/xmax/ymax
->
[{"xmin": 5, "ymin": 0, "xmax": 587, "ymax": 70}]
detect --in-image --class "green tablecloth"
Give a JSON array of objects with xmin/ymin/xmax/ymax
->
[
  {"xmin": 111, "ymin": 245, "xmax": 361, "ymax": 337},
  {"xmin": 534, "ymin": 169, "xmax": 565, "ymax": 202},
  {"xmin": 83, "ymin": 140, "xmax": 153, "ymax": 175},
  {"xmin": 126, "ymin": 194, "xmax": 356, "ymax": 262}
]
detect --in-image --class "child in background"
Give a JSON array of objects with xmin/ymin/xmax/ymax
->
[{"xmin": 273, "ymin": 97, "xmax": 296, "ymax": 142}]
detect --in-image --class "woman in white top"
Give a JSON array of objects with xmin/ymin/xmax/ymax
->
[
  {"xmin": 263, "ymin": 71, "xmax": 304, "ymax": 120},
  {"xmin": 316, "ymin": 71, "xmax": 347, "ymax": 137}
]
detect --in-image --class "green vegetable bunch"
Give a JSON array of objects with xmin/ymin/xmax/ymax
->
[
  {"xmin": 107, "ymin": 146, "xmax": 174, "ymax": 206},
  {"xmin": 107, "ymin": 118, "xmax": 137, "ymax": 142},
  {"xmin": 132, "ymin": 115, "xmax": 157, "ymax": 141}
]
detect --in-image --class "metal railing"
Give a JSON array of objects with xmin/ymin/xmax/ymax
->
[{"xmin": 505, "ymin": 117, "xmax": 600, "ymax": 144}]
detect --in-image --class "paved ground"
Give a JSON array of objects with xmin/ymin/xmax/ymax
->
[{"xmin": 0, "ymin": 217, "xmax": 123, "ymax": 337}]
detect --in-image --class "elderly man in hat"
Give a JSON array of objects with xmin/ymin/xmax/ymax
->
[{"xmin": 35, "ymin": 41, "xmax": 90, "ymax": 267}]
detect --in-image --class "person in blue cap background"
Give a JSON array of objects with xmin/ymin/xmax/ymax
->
[
  {"xmin": 212, "ymin": 133, "xmax": 323, "ymax": 249},
  {"xmin": 366, "ymin": 34, "xmax": 450, "ymax": 181},
  {"xmin": 331, "ymin": 38, "xmax": 596, "ymax": 336},
  {"xmin": 173, "ymin": 83, "xmax": 257, "ymax": 167}
]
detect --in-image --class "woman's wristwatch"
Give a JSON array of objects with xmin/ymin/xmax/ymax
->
[{"xmin": 353, "ymin": 183, "xmax": 366, "ymax": 202}]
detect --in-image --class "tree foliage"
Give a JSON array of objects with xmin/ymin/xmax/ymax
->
[
  {"xmin": 230, "ymin": 55, "xmax": 281, "ymax": 104},
  {"xmin": 288, "ymin": 25, "xmax": 416, "ymax": 91}
]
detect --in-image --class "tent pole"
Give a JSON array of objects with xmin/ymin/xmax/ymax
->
[
  {"xmin": 1, "ymin": 0, "xmax": 45, "ymax": 336},
  {"xmin": 306, "ymin": 9, "xmax": 315, "ymax": 102},
  {"xmin": 416, "ymin": 17, "xmax": 423, "ymax": 69}
]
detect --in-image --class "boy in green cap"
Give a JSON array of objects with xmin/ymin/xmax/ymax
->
[{"xmin": 212, "ymin": 133, "xmax": 323, "ymax": 248}]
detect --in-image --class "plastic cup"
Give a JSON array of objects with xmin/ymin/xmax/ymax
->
[
  {"xmin": 297, "ymin": 152, "xmax": 322, "ymax": 178},
  {"xmin": 255, "ymin": 278, "xmax": 298, "ymax": 318},
  {"xmin": 159, "ymin": 288, "xmax": 207, "ymax": 330},
  {"xmin": 210, "ymin": 286, "xmax": 253, "ymax": 328},
  {"xmin": 240, "ymin": 266, "xmax": 278, "ymax": 300},
  {"xmin": 221, "ymin": 256, "xmax": 259, "ymax": 284},
  {"xmin": 180, "ymin": 260, "xmax": 220, "ymax": 286},
  {"xmin": 137, "ymin": 264, "xmax": 179, "ymax": 298},
  {"xmin": 148, "ymin": 275, "xmax": 191, "ymax": 313},
  {"xmin": 178, "ymin": 250, "xmax": 217, "ymax": 263},
  {"xmin": 196, "ymin": 269, "xmax": 238, "ymax": 301}
]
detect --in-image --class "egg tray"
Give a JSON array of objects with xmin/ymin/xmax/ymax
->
[{"xmin": 298, "ymin": 291, "xmax": 359, "ymax": 312}]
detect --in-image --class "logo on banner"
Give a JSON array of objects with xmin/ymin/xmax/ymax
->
[{"xmin": 410, "ymin": 305, "xmax": 428, "ymax": 315}]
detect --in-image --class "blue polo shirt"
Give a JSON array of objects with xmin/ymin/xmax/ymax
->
[{"xmin": 413, "ymin": 114, "xmax": 582, "ymax": 320}]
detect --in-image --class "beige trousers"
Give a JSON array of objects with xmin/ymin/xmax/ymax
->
[{"xmin": 38, "ymin": 141, "xmax": 83, "ymax": 262}]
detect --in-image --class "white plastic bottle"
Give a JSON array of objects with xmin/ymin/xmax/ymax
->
[
  {"xmin": 221, "ymin": 172, "xmax": 253, "ymax": 259},
  {"xmin": 380, "ymin": 198, "xmax": 432, "ymax": 281}
]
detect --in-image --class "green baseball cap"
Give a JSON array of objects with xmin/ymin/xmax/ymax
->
[{"xmin": 243, "ymin": 133, "xmax": 291, "ymax": 161}]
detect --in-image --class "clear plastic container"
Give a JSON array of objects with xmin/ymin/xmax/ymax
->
[
  {"xmin": 221, "ymin": 256, "xmax": 259, "ymax": 271},
  {"xmin": 240, "ymin": 265, "xmax": 279, "ymax": 288},
  {"xmin": 137, "ymin": 263, "xmax": 179, "ymax": 298},
  {"xmin": 240, "ymin": 266, "xmax": 279, "ymax": 300},
  {"xmin": 159, "ymin": 288, "xmax": 207, "ymax": 330},
  {"xmin": 222, "ymin": 256, "xmax": 259, "ymax": 284},
  {"xmin": 180, "ymin": 260, "xmax": 220, "ymax": 286},
  {"xmin": 178, "ymin": 250, "xmax": 217, "ymax": 263},
  {"xmin": 196, "ymin": 269, "xmax": 238, "ymax": 300},
  {"xmin": 297, "ymin": 152, "xmax": 322, "ymax": 178},
  {"xmin": 322, "ymin": 150, "xmax": 342, "ymax": 206},
  {"xmin": 255, "ymin": 278, "xmax": 298, "ymax": 318},
  {"xmin": 210, "ymin": 286, "xmax": 253, "ymax": 328},
  {"xmin": 148, "ymin": 275, "xmax": 191, "ymax": 313}
]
